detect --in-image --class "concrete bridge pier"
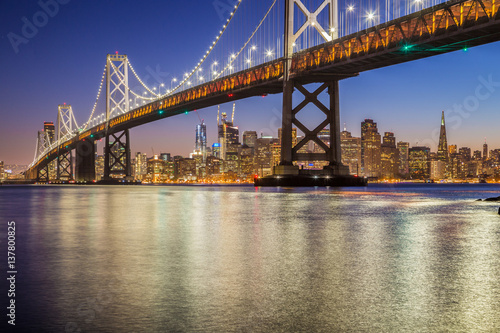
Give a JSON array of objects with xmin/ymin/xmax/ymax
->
[
  {"xmin": 75, "ymin": 140, "xmax": 96, "ymax": 182},
  {"xmin": 103, "ymin": 129, "xmax": 132, "ymax": 182}
]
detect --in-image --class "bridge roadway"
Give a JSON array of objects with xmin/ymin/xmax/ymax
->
[{"xmin": 27, "ymin": 0, "xmax": 500, "ymax": 177}]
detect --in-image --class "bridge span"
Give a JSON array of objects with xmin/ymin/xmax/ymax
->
[{"xmin": 26, "ymin": 0, "xmax": 500, "ymax": 183}]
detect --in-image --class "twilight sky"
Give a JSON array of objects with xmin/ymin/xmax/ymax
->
[{"xmin": 1, "ymin": 0, "xmax": 499, "ymax": 165}]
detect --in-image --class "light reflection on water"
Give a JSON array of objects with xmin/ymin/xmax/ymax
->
[{"xmin": 0, "ymin": 184, "xmax": 499, "ymax": 332}]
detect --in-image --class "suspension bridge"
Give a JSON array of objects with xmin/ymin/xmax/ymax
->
[{"xmin": 25, "ymin": 0, "xmax": 500, "ymax": 184}]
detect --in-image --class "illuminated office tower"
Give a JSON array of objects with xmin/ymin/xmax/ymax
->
[
  {"xmin": 483, "ymin": 141, "xmax": 488, "ymax": 161},
  {"xmin": 361, "ymin": 119, "xmax": 381, "ymax": 178},
  {"xmin": 380, "ymin": 132, "xmax": 399, "ymax": 179},
  {"xmin": 134, "ymin": 152, "xmax": 148, "ymax": 180},
  {"xmin": 217, "ymin": 104, "xmax": 239, "ymax": 160},
  {"xmin": 340, "ymin": 129, "xmax": 361, "ymax": 175},
  {"xmin": 409, "ymin": 146, "xmax": 430, "ymax": 179},
  {"xmin": 44, "ymin": 122, "xmax": 55, "ymax": 144},
  {"xmin": 397, "ymin": 141, "xmax": 409, "ymax": 176},
  {"xmin": 243, "ymin": 131, "xmax": 258, "ymax": 148},
  {"xmin": 195, "ymin": 121, "xmax": 207, "ymax": 162},
  {"xmin": 437, "ymin": 111, "xmax": 449, "ymax": 162}
]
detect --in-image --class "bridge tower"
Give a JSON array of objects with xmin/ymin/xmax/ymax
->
[
  {"xmin": 103, "ymin": 53, "xmax": 132, "ymax": 181},
  {"xmin": 56, "ymin": 104, "xmax": 78, "ymax": 181},
  {"xmin": 272, "ymin": 0, "xmax": 354, "ymax": 184}
]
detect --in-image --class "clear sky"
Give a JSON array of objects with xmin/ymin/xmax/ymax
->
[{"xmin": 1, "ymin": 0, "xmax": 499, "ymax": 165}]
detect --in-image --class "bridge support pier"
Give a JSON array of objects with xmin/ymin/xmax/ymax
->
[
  {"xmin": 103, "ymin": 129, "xmax": 132, "ymax": 181},
  {"xmin": 257, "ymin": 79, "xmax": 361, "ymax": 186},
  {"xmin": 37, "ymin": 164, "xmax": 49, "ymax": 183},
  {"xmin": 57, "ymin": 150, "xmax": 73, "ymax": 181},
  {"xmin": 75, "ymin": 140, "xmax": 96, "ymax": 182},
  {"xmin": 278, "ymin": 79, "xmax": 348, "ymax": 174}
]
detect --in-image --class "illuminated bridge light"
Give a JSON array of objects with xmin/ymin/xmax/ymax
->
[
  {"xmin": 185, "ymin": 111, "xmax": 189, "ymax": 115},
  {"xmin": 159, "ymin": 110, "xmax": 164, "ymax": 115}
]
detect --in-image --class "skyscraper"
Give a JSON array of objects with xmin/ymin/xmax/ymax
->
[
  {"xmin": 44, "ymin": 122, "xmax": 55, "ymax": 144},
  {"xmin": 397, "ymin": 141, "xmax": 410, "ymax": 176},
  {"xmin": 381, "ymin": 132, "xmax": 399, "ymax": 179},
  {"xmin": 195, "ymin": 120, "xmax": 207, "ymax": 162},
  {"xmin": 134, "ymin": 152, "xmax": 148, "ymax": 180},
  {"xmin": 243, "ymin": 131, "xmax": 258, "ymax": 148},
  {"xmin": 409, "ymin": 146, "xmax": 431, "ymax": 179},
  {"xmin": 437, "ymin": 111, "xmax": 448, "ymax": 162},
  {"xmin": 218, "ymin": 105, "xmax": 239, "ymax": 160},
  {"xmin": 340, "ymin": 129, "xmax": 361, "ymax": 175},
  {"xmin": 483, "ymin": 141, "xmax": 488, "ymax": 161},
  {"xmin": 361, "ymin": 119, "xmax": 381, "ymax": 178}
]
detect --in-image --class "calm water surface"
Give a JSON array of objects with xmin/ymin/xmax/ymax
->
[{"xmin": 1, "ymin": 184, "xmax": 500, "ymax": 332}]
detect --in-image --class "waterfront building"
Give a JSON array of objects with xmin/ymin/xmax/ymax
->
[
  {"xmin": 134, "ymin": 152, "xmax": 148, "ymax": 180},
  {"xmin": 381, "ymin": 132, "xmax": 399, "ymax": 179},
  {"xmin": 409, "ymin": 146, "xmax": 430, "ymax": 179},
  {"xmin": 361, "ymin": 119, "xmax": 381, "ymax": 178},
  {"xmin": 397, "ymin": 141, "xmax": 410, "ymax": 177},
  {"xmin": 195, "ymin": 121, "xmax": 207, "ymax": 162},
  {"xmin": 340, "ymin": 129, "xmax": 361, "ymax": 175}
]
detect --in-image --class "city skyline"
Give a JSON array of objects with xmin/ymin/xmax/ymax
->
[{"xmin": 1, "ymin": 0, "xmax": 500, "ymax": 165}]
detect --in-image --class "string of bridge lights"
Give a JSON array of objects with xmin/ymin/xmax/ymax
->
[
  {"xmin": 80, "ymin": 65, "xmax": 107, "ymax": 131},
  {"xmin": 215, "ymin": 0, "xmax": 278, "ymax": 80},
  {"xmin": 161, "ymin": 0, "xmax": 244, "ymax": 97},
  {"xmin": 76, "ymin": 1, "xmax": 427, "ymax": 132}
]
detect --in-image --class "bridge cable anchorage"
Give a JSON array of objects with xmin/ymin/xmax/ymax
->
[
  {"xmin": 215, "ymin": 0, "xmax": 278, "ymax": 80},
  {"xmin": 167, "ymin": 0, "xmax": 246, "ymax": 95}
]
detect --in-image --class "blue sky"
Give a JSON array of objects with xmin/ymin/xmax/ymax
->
[{"xmin": 1, "ymin": 0, "xmax": 499, "ymax": 165}]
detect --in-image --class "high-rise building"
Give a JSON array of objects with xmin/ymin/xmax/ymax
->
[
  {"xmin": 206, "ymin": 156, "xmax": 222, "ymax": 176},
  {"xmin": 437, "ymin": 111, "xmax": 448, "ymax": 162},
  {"xmin": 0, "ymin": 161, "xmax": 4, "ymax": 180},
  {"xmin": 459, "ymin": 147, "xmax": 471, "ymax": 161},
  {"xmin": 361, "ymin": 119, "xmax": 381, "ymax": 178},
  {"xmin": 430, "ymin": 160, "xmax": 446, "ymax": 180},
  {"xmin": 255, "ymin": 137, "xmax": 273, "ymax": 177},
  {"xmin": 160, "ymin": 153, "xmax": 171, "ymax": 162},
  {"xmin": 483, "ymin": 141, "xmax": 488, "ymax": 161},
  {"xmin": 212, "ymin": 143, "xmax": 221, "ymax": 159},
  {"xmin": 95, "ymin": 155, "xmax": 105, "ymax": 181},
  {"xmin": 134, "ymin": 152, "xmax": 148, "ymax": 180},
  {"xmin": 195, "ymin": 121, "xmax": 207, "ymax": 162},
  {"xmin": 178, "ymin": 158, "xmax": 197, "ymax": 180},
  {"xmin": 409, "ymin": 146, "xmax": 430, "ymax": 179},
  {"xmin": 340, "ymin": 129, "xmax": 361, "ymax": 175},
  {"xmin": 397, "ymin": 142, "xmax": 410, "ymax": 176},
  {"xmin": 381, "ymin": 132, "xmax": 399, "ymax": 179},
  {"xmin": 218, "ymin": 106, "xmax": 239, "ymax": 160},
  {"xmin": 449, "ymin": 144, "xmax": 457, "ymax": 155},
  {"xmin": 44, "ymin": 122, "xmax": 55, "ymax": 144},
  {"xmin": 473, "ymin": 150, "xmax": 482, "ymax": 160},
  {"xmin": 147, "ymin": 155, "xmax": 166, "ymax": 183},
  {"xmin": 243, "ymin": 131, "xmax": 258, "ymax": 148}
]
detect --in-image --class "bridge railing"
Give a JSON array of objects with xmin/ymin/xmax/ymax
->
[{"xmin": 291, "ymin": 0, "xmax": 499, "ymax": 73}]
